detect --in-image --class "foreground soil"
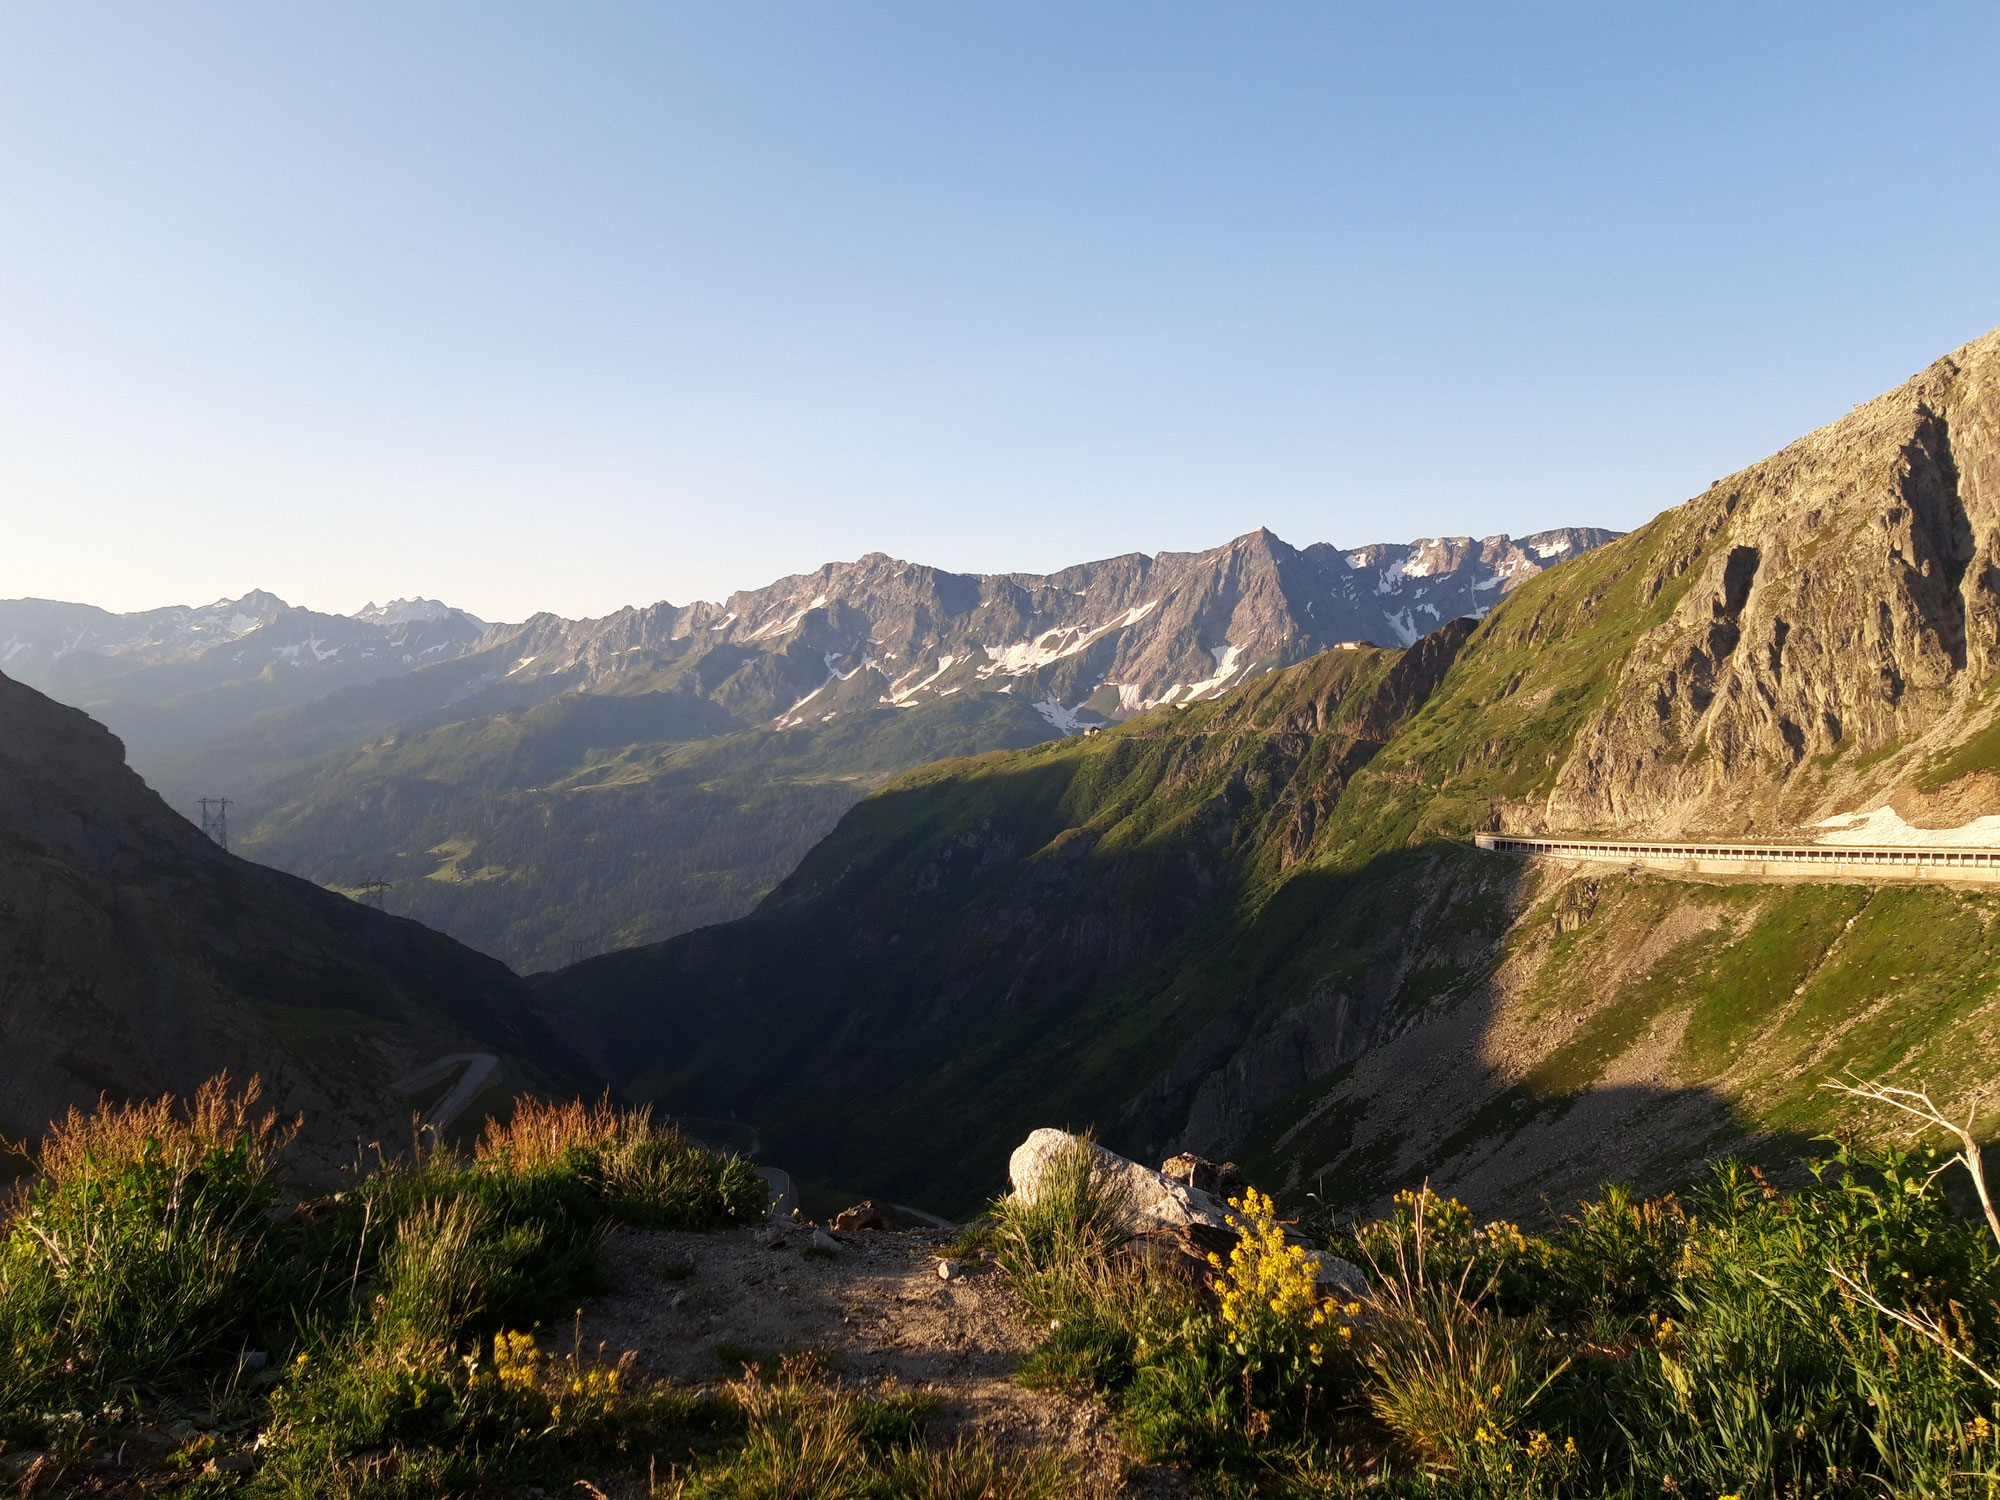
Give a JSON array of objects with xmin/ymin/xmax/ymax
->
[{"xmin": 575, "ymin": 1220, "xmax": 1188, "ymax": 1495}]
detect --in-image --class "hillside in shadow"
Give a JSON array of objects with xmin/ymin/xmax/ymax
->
[{"xmin": 0, "ymin": 669, "xmax": 595, "ymax": 1177}]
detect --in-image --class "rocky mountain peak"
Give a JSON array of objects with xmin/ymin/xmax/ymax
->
[
  {"xmin": 452, "ymin": 524, "xmax": 1618, "ymax": 733},
  {"xmin": 1536, "ymin": 327, "xmax": 2000, "ymax": 836}
]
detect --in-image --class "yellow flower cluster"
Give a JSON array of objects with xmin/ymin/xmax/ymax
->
[
  {"xmin": 492, "ymin": 1329, "xmax": 539, "ymax": 1393},
  {"xmin": 1206, "ymin": 1187, "xmax": 1349, "ymax": 1366},
  {"xmin": 552, "ymin": 1361, "xmax": 622, "ymax": 1422}
]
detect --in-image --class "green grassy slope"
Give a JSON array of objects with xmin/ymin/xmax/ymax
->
[{"xmin": 238, "ymin": 689, "xmax": 1062, "ymax": 971}]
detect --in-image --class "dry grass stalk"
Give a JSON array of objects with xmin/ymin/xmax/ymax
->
[
  {"xmin": 33, "ymin": 1073, "xmax": 297, "ymax": 1186},
  {"xmin": 475, "ymin": 1093, "xmax": 673, "ymax": 1168}
]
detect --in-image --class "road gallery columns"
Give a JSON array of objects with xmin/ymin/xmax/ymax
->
[{"xmin": 1471, "ymin": 834, "xmax": 2000, "ymax": 885}]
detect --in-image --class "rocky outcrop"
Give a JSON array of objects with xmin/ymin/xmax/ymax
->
[
  {"xmin": 1542, "ymin": 329, "xmax": 2000, "ymax": 835},
  {"xmin": 469, "ymin": 526, "xmax": 1613, "ymax": 729},
  {"xmin": 1007, "ymin": 1128, "xmax": 1366, "ymax": 1296}
]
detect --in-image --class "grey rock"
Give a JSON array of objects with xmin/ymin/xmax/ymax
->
[{"xmin": 1007, "ymin": 1128, "xmax": 1366, "ymax": 1295}]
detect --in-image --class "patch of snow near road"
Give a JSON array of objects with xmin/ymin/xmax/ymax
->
[{"xmin": 1815, "ymin": 807, "xmax": 2000, "ymax": 848}]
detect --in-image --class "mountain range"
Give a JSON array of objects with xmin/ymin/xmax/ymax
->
[
  {"xmin": 528, "ymin": 325, "xmax": 2000, "ymax": 1218},
  {"xmin": 5, "ymin": 526, "xmax": 1612, "ymax": 970}
]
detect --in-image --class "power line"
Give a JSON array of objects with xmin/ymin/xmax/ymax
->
[
  {"xmin": 356, "ymin": 877, "xmax": 393, "ymax": 912},
  {"xmin": 196, "ymin": 796, "xmax": 231, "ymax": 851}
]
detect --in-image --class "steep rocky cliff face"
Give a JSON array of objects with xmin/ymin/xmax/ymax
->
[
  {"xmin": 0, "ymin": 670, "xmax": 587, "ymax": 1171},
  {"xmin": 217, "ymin": 524, "xmax": 1608, "ymax": 759},
  {"xmin": 1537, "ymin": 332, "xmax": 2000, "ymax": 834}
]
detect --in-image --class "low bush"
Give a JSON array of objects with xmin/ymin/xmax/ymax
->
[
  {"xmin": 988, "ymin": 1136, "xmax": 2000, "ymax": 1497},
  {"xmin": 0, "ymin": 1077, "xmax": 296, "ymax": 1429}
]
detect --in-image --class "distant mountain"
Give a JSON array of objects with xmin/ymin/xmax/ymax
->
[
  {"xmin": 237, "ymin": 691, "xmax": 1065, "ymax": 973},
  {"xmin": 196, "ymin": 527, "xmax": 1609, "ymax": 965},
  {"xmin": 0, "ymin": 668, "xmax": 587, "ymax": 1174},
  {"xmin": 531, "ymin": 327, "xmax": 2000, "ymax": 1219},
  {"xmin": 8, "ymin": 526, "xmax": 1614, "ymax": 971},
  {"xmin": 389, "ymin": 526, "xmax": 1615, "ymax": 739},
  {"xmin": 0, "ymin": 591, "xmax": 492, "ymax": 768}
]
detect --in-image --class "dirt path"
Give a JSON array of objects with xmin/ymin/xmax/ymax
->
[{"xmin": 574, "ymin": 1222, "xmax": 1189, "ymax": 1494}]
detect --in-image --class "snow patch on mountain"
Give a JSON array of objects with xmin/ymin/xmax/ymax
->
[{"xmin": 1033, "ymin": 699, "xmax": 1090, "ymax": 734}]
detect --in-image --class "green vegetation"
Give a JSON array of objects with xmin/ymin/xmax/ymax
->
[
  {"xmin": 0, "ymin": 1081, "xmax": 1062, "ymax": 1496},
  {"xmin": 237, "ymin": 689, "xmax": 1060, "ymax": 971},
  {"xmin": 987, "ymin": 1134, "xmax": 2000, "ymax": 1496}
]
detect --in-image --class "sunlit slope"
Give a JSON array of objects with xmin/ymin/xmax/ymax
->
[{"xmin": 1328, "ymin": 325, "xmax": 2000, "ymax": 854}]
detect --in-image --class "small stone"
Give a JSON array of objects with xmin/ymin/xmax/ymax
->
[
  {"xmin": 237, "ymin": 1350, "xmax": 269, "ymax": 1372},
  {"xmin": 810, "ymin": 1228, "xmax": 842, "ymax": 1254},
  {"xmin": 832, "ymin": 1200, "xmax": 890, "ymax": 1231},
  {"xmin": 163, "ymin": 1419, "xmax": 199, "ymax": 1442},
  {"xmin": 762, "ymin": 1228, "xmax": 790, "ymax": 1250},
  {"xmin": 935, "ymin": 1257, "xmax": 962, "ymax": 1281},
  {"xmin": 0, "ymin": 1452, "xmax": 47, "ymax": 1479}
]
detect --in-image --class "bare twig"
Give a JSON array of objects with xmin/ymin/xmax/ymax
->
[
  {"xmin": 1822, "ymin": 1076, "xmax": 2000, "ymax": 1251},
  {"xmin": 1828, "ymin": 1263, "xmax": 2000, "ymax": 1390}
]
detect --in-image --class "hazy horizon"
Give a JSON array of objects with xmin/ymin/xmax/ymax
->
[{"xmin": 5, "ymin": 4, "xmax": 1997, "ymax": 622}]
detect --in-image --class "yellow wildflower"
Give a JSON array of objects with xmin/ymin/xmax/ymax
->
[{"xmin": 493, "ymin": 1330, "xmax": 539, "ymax": 1393}]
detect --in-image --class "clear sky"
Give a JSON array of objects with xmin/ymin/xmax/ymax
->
[{"xmin": 3, "ymin": 4, "xmax": 1997, "ymax": 624}]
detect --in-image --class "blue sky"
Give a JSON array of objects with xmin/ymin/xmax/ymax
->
[{"xmin": 3, "ymin": 4, "xmax": 1997, "ymax": 622}]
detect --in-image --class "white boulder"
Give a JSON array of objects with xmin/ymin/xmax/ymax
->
[{"xmin": 1006, "ymin": 1127, "xmax": 1366, "ymax": 1297}]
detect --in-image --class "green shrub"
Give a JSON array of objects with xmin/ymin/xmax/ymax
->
[
  {"xmin": 0, "ymin": 1077, "xmax": 773, "ymax": 1488},
  {"xmin": 0, "ymin": 1077, "xmax": 295, "ymax": 1425},
  {"xmin": 990, "ymin": 1130, "xmax": 1131, "ymax": 1320},
  {"xmin": 1604, "ymin": 1151, "xmax": 2000, "ymax": 1498},
  {"xmin": 476, "ymin": 1093, "xmax": 768, "ymax": 1229}
]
